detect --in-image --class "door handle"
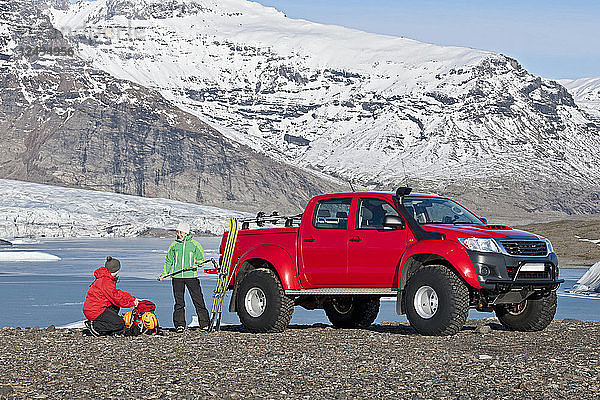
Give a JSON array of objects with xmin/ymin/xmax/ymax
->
[
  {"xmin": 304, "ymin": 238, "xmax": 316, "ymax": 242},
  {"xmin": 349, "ymin": 237, "xmax": 362, "ymax": 242}
]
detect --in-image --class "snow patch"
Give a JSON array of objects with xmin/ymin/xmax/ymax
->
[
  {"xmin": 576, "ymin": 235, "xmax": 600, "ymax": 246},
  {"xmin": 189, "ymin": 315, "xmax": 228, "ymax": 328},
  {"xmin": 57, "ymin": 320, "xmax": 86, "ymax": 329}
]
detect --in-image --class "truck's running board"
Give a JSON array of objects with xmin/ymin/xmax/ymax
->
[{"xmin": 285, "ymin": 288, "xmax": 398, "ymax": 296}]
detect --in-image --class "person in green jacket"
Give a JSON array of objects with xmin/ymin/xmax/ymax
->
[{"xmin": 159, "ymin": 221, "xmax": 210, "ymax": 332}]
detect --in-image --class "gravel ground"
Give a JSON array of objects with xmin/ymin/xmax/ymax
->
[
  {"xmin": 0, "ymin": 320, "xmax": 598, "ymax": 400},
  {"xmin": 515, "ymin": 218, "xmax": 600, "ymax": 268}
]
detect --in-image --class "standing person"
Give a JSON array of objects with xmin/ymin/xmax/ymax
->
[
  {"xmin": 83, "ymin": 256, "xmax": 140, "ymax": 336},
  {"xmin": 159, "ymin": 221, "xmax": 210, "ymax": 332}
]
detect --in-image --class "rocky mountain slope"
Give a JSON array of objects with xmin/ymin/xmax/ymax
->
[
  {"xmin": 0, "ymin": 0, "xmax": 339, "ymax": 215},
  {"xmin": 49, "ymin": 0, "xmax": 600, "ymax": 220}
]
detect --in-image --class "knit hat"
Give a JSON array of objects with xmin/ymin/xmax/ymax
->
[
  {"xmin": 176, "ymin": 221, "xmax": 190, "ymax": 234},
  {"xmin": 105, "ymin": 256, "xmax": 121, "ymax": 273}
]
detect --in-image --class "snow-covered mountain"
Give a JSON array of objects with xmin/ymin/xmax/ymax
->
[
  {"xmin": 559, "ymin": 77, "xmax": 600, "ymax": 120},
  {"xmin": 0, "ymin": 179, "xmax": 249, "ymax": 238},
  {"xmin": 51, "ymin": 0, "xmax": 600, "ymax": 193},
  {"xmin": 0, "ymin": 0, "xmax": 339, "ymax": 216}
]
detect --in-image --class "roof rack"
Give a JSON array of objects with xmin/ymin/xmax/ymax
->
[{"xmin": 239, "ymin": 211, "xmax": 303, "ymax": 230}]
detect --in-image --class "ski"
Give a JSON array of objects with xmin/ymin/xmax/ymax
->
[{"xmin": 208, "ymin": 218, "xmax": 240, "ymax": 332}]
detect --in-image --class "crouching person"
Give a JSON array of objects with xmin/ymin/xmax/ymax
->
[{"xmin": 83, "ymin": 256, "xmax": 140, "ymax": 336}]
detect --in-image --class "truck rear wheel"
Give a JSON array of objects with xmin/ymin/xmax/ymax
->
[
  {"xmin": 404, "ymin": 265, "xmax": 469, "ymax": 336},
  {"xmin": 495, "ymin": 292, "xmax": 557, "ymax": 331},
  {"xmin": 324, "ymin": 296, "xmax": 380, "ymax": 328},
  {"xmin": 236, "ymin": 269, "xmax": 294, "ymax": 333}
]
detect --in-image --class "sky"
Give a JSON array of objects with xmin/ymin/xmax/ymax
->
[{"xmin": 253, "ymin": 0, "xmax": 599, "ymax": 80}]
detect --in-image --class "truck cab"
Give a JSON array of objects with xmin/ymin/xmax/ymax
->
[{"xmin": 223, "ymin": 188, "xmax": 562, "ymax": 335}]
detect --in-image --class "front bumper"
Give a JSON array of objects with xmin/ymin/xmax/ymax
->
[{"xmin": 467, "ymin": 251, "xmax": 563, "ymax": 294}]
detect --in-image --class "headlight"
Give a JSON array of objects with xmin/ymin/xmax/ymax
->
[
  {"xmin": 543, "ymin": 238, "xmax": 554, "ymax": 253},
  {"xmin": 458, "ymin": 237, "xmax": 501, "ymax": 253}
]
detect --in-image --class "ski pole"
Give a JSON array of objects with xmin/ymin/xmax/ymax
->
[{"xmin": 157, "ymin": 259, "xmax": 218, "ymax": 280}]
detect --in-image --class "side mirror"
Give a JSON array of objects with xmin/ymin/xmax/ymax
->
[
  {"xmin": 480, "ymin": 217, "xmax": 488, "ymax": 225},
  {"xmin": 383, "ymin": 215, "xmax": 406, "ymax": 230}
]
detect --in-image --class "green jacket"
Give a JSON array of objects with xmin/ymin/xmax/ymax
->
[{"xmin": 162, "ymin": 235, "xmax": 205, "ymax": 279}]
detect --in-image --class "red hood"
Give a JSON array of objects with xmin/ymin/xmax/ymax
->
[
  {"xmin": 421, "ymin": 224, "xmax": 540, "ymax": 241},
  {"xmin": 94, "ymin": 267, "xmax": 117, "ymax": 281}
]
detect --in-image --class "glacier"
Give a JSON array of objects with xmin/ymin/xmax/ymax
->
[{"xmin": 0, "ymin": 179, "xmax": 249, "ymax": 238}]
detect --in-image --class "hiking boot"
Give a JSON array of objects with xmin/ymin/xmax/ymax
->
[
  {"xmin": 85, "ymin": 320, "xmax": 101, "ymax": 337},
  {"xmin": 175, "ymin": 326, "xmax": 185, "ymax": 334},
  {"xmin": 198, "ymin": 320, "xmax": 210, "ymax": 330}
]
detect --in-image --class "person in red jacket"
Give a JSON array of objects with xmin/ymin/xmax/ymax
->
[{"xmin": 83, "ymin": 256, "xmax": 140, "ymax": 336}]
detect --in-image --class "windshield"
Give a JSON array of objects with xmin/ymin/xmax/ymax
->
[{"xmin": 403, "ymin": 196, "xmax": 483, "ymax": 225}]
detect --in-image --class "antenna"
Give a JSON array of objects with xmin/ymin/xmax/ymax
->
[
  {"xmin": 349, "ymin": 180, "xmax": 356, "ymax": 192},
  {"xmin": 401, "ymin": 159, "xmax": 408, "ymax": 185}
]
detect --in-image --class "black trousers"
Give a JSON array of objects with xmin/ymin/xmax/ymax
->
[
  {"xmin": 172, "ymin": 278, "xmax": 210, "ymax": 328},
  {"xmin": 93, "ymin": 305, "xmax": 124, "ymax": 334}
]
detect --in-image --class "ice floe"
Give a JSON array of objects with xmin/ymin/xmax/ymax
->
[
  {"xmin": 569, "ymin": 261, "xmax": 600, "ymax": 296},
  {"xmin": 0, "ymin": 251, "xmax": 61, "ymax": 262}
]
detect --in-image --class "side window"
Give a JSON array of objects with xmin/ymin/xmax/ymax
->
[
  {"xmin": 356, "ymin": 198, "xmax": 399, "ymax": 230},
  {"xmin": 313, "ymin": 198, "xmax": 352, "ymax": 230},
  {"xmin": 427, "ymin": 202, "xmax": 454, "ymax": 223}
]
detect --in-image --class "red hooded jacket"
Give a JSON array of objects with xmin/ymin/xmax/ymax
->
[{"xmin": 83, "ymin": 267, "xmax": 136, "ymax": 321}]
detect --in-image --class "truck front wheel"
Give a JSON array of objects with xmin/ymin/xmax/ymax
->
[
  {"xmin": 404, "ymin": 265, "xmax": 469, "ymax": 336},
  {"xmin": 495, "ymin": 292, "xmax": 557, "ymax": 331},
  {"xmin": 236, "ymin": 268, "xmax": 294, "ymax": 333},
  {"xmin": 324, "ymin": 296, "xmax": 380, "ymax": 328}
]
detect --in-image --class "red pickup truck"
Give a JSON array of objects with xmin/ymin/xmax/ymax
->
[{"xmin": 220, "ymin": 187, "xmax": 562, "ymax": 335}]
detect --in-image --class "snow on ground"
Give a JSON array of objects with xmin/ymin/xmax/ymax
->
[
  {"xmin": 576, "ymin": 235, "xmax": 600, "ymax": 246},
  {"xmin": 0, "ymin": 179, "xmax": 250, "ymax": 238},
  {"xmin": 57, "ymin": 320, "xmax": 86, "ymax": 329},
  {"xmin": 569, "ymin": 261, "xmax": 600, "ymax": 296},
  {"xmin": 0, "ymin": 251, "xmax": 61, "ymax": 262}
]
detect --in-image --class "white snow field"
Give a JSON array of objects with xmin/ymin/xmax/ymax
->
[
  {"xmin": 570, "ymin": 261, "xmax": 600, "ymax": 296},
  {"xmin": 559, "ymin": 77, "xmax": 600, "ymax": 119},
  {"xmin": 0, "ymin": 179, "xmax": 249, "ymax": 238},
  {"xmin": 0, "ymin": 251, "xmax": 61, "ymax": 262}
]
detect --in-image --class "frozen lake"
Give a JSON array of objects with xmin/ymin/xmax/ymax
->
[{"xmin": 0, "ymin": 238, "xmax": 598, "ymax": 328}]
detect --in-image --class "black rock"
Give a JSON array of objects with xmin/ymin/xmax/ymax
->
[
  {"xmin": 475, "ymin": 325, "xmax": 492, "ymax": 334},
  {"xmin": 0, "ymin": 385, "xmax": 14, "ymax": 395}
]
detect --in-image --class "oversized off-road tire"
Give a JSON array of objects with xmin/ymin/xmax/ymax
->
[
  {"xmin": 324, "ymin": 296, "xmax": 380, "ymax": 328},
  {"xmin": 235, "ymin": 268, "xmax": 294, "ymax": 333},
  {"xmin": 495, "ymin": 291, "xmax": 557, "ymax": 332},
  {"xmin": 404, "ymin": 265, "xmax": 469, "ymax": 336}
]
